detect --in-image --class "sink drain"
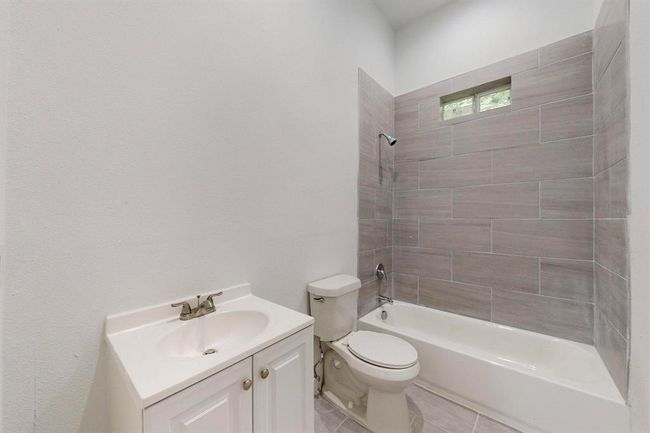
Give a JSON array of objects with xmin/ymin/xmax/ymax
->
[{"xmin": 203, "ymin": 348, "xmax": 217, "ymax": 356}]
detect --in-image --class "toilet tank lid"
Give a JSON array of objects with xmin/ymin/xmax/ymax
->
[{"xmin": 307, "ymin": 274, "xmax": 361, "ymax": 297}]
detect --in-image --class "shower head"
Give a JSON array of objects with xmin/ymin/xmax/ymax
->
[{"xmin": 379, "ymin": 132, "xmax": 397, "ymax": 146}]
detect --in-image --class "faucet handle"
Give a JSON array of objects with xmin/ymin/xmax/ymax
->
[
  {"xmin": 171, "ymin": 301, "xmax": 192, "ymax": 315},
  {"xmin": 204, "ymin": 291, "xmax": 223, "ymax": 308}
]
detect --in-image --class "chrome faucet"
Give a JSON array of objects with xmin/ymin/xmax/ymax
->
[
  {"xmin": 171, "ymin": 292, "xmax": 223, "ymax": 321},
  {"xmin": 377, "ymin": 294, "xmax": 393, "ymax": 307}
]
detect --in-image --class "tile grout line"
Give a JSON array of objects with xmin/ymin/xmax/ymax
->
[
  {"xmin": 471, "ymin": 412, "xmax": 480, "ymax": 433},
  {"xmin": 331, "ymin": 416, "xmax": 348, "ymax": 433}
]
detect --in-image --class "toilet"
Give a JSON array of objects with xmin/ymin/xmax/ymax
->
[{"xmin": 308, "ymin": 274, "xmax": 419, "ymax": 433}]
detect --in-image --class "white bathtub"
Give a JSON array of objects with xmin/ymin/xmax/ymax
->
[{"xmin": 358, "ymin": 301, "xmax": 629, "ymax": 433}]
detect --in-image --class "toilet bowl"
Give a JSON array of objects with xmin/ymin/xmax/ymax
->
[{"xmin": 308, "ymin": 275, "xmax": 419, "ymax": 433}]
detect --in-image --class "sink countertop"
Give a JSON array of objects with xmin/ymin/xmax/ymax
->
[{"xmin": 105, "ymin": 283, "xmax": 314, "ymax": 408}]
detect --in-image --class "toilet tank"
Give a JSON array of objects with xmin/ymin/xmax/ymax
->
[{"xmin": 307, "ymin": 275, "xmax": 361, "ymax": 342}]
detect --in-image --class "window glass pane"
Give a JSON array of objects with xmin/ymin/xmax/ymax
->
[
  {"xmin": 479, "ymin": 88, "xmax": 511, "ymax": 112},
  {"xmin": 441, "ymin": 96, "xmax": 474, "ymax": 120}
]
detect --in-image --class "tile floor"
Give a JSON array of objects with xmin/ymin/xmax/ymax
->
[{"xmin": 314, "ymin": 384, "xmax": 522, "ymax": 433}]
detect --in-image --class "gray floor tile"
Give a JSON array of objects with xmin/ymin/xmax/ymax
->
[
  {"xmin": 474, "ymin": 415, "xmax": 522, "ymax": 433},
  {"xmin": 315, "ymin": 397, "xmax": 347, "ymax": 433},
  {"xmin": 316, "ymin": 387, "xmax": 521, "ymax": 433},
  {"xmin": 406, "ymin": 385, "xmax": 478, "ymax": 433},
  {"xmin": 336, "ymin": 418, "xmax": 372, "ymax": 433}
]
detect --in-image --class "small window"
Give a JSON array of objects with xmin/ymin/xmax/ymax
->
[
  {"xmin": 478, "ymin": 86, "xmax": 511, "ymax": 112},
  {"xmin": 441, "ymin": 96, "xmax": 474, "ymax": 120},
  {"xmin": 440, "ymin": 77, "xmax": 511, "ymax": 120}
]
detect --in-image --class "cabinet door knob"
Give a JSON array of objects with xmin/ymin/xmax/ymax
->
[
  {"xmin": 242, "ymin": 379, "xmax": 252, "ymax": 390},
  {"xmin": 260, "ymin": 368, "xmax": 270, "ymax": 379}
]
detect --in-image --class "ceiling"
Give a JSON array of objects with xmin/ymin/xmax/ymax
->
[{"xmin": 372, "ymin": 0, "xmax": 454, "ymax": 29}]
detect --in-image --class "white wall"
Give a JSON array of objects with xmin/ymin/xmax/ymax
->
[
  {"xmin": 1, "ymin": 1, "xmax": 394, "ymax": 432},
  {"xmin": 394, "ymin": 0, "xmax": 596, "ymax": 94},
  {"xmin": 628, "ymin": 1, "xmax": 650, "ymax": 431},
  {"xmin": 0, "ymin": 0, "xmax": 7, "ymax": 427}
]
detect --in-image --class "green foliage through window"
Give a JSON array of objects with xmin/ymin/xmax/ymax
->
[
  {"xmin": 479, "ymin": 87, "xmax": 511, "ymax": 112},
  {"xmin": 440, "ymin": 80, "xmax": 512, "ymax": 120},
  {"xmin": 441, "ymin": 96, "xmax": 474, "ymax": 120}
]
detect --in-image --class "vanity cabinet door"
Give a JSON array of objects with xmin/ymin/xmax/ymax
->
[
  {"xmin": 253, "ymin": 326, "xmax": 314, "ymax": 433},
  {"xmin": 144, "ymin": 358, "xmax": 253, "ymax": 433}
]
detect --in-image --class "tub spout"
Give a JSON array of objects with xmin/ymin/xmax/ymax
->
[{"xmin": 378, "ymin": 295, "xmax": 393, "ymax": 306}]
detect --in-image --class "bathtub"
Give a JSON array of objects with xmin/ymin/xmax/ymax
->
[{"xmin": 358, "ymin": 301, "xmax": 629, "ymax": 433}]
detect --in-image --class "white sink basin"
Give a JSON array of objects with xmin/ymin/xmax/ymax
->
[
  {"xmin": 105, "ymin": 283, "xmax": 314, "ymax": 407},
  {"xmin": 158, "ymin": 311, "xmax": 270, "ymax": 358}
]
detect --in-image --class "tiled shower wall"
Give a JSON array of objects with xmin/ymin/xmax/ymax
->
[
  {"xmin": 593, "ymin": 0, "xmax": 630, "ymax": 398},
  {"xmin": 391, "ymin": 32, "xmax": 597, "ymax": 345},
  {"xmin": 357, "ymin": 70, "xmax": 394, "ymax": 316},
  {"xmin": 358, "ymin": 27, "xmax": 630, "ymax": 397}
]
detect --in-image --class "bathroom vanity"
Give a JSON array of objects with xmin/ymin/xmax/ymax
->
[{"xmin": 105, "ymin": 283, "xmax": 314, "ymax": 433}]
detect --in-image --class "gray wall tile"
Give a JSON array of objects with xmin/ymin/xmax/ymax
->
[
  {"xmin": 418, "ymin": 100, "xmax": 441, "ymax": 131},
  {"xmin": 453, "ymin": 252, "xmax": 539, "ymax": 294},
  {"xmin": 359, "ymin": 154, "xmax": 379, "ymax": 188},
  {"xmin": 396, "ymin": 127, "xmax": 452, "ymax": 162},
  {"xmin": 375, "ymin": 247, "xmax": 392, "ymax": 275},
  {"xmin": 359, "ymin": 118, "xmax": 378, "ymax": 160},
  {"xmin": 610, "ymin": 158, "xmax": 628, "ymax": 217},
  {"xmin": 420, "ymin": 219, "xmax": 491, "ymax": 252},
  {"xmin": 595, "ymin": 111, "xmax": 627, "ymax": 174},
  {"xmin": 593, "ymin": 0, "xmax": 627, "ymax": 85},
  {"xmin": 451, "ymin": 51, "xmax": 538, "ymax": 92},
  {"xmin": 492, "ymin": 136, "xmax": 593, "ymax": 183},
  {"xmin": 539, "ymin": 30, "xmax": 593, "ymax": 67},
  {"xmin": 453, "ymin": 183, "xmax": 540, "ymax": 219},
  {"xmin": 375, "ymin": 189, "xmax": 392, "ymax": 219},
  {"xmin": 358, "ymin": 251, "xmax": 375, "ymax": 283},
  {"xmin": 595, "ymin": 169, "xmax": 611, "ymax": 218},
  {"xmin": 394, "ymin": 247, "xmax": 451, "ymax": 280},
  {"xmin": 595, "ymin": 263, "xmax": 629, "ymax": 337},
  {"xmin": 594, "ymin": 42, "xmax": 626, "ymax": 136},
  {"xmin": 592, "ymin": 1, "xmax": 629, "ymax": 395},
  {"xmin": 492, "ymin": 289, "xmax": 594, "ymax": 343},
  {"xmin": 595, "ymin": 219, "xmax": 628, "ymax": 277},
  {"xmin": 358, "ymin": 279, "xmax": 389, "ymax": 317},
  {"xmin": 512, "ymin": 52, "xmax": 592, "ymax": 109},
  {"xmin": 358, "ymin": 69, "xmax": 394, "ymax": 306},
  {"xmin": 395, "ymin": 79, "xmax": 453, "ymax": 111},
  {"xmin": 382, "ymin": 30, "xmax": 620, "ymax": 353},
  {"xmin": 359, "ymin": 219, "xmax": 388, "ymax": 252},
  {"xmin": 395, "ymin": 189, "xmax": 452, "ymax": 220},
  {"xmin": 540, "ymin": 94, "xmax": 594, "ymax": 142},
  {"xmin": 541, "ymin": 258, "xmax": 594, "ymax": 302},
  {"xmin": 493, "ymin": 219, "xmax": 593, "ymax": 260},
  {"xmin": 540, "ymin": 178, "xmax": 594, "ymax": 219},
  {"xmin": 595, "ymin": 308, "xmax": 628, "ymax": 397},
  {"xmin": 419, "ymin": 278, "xmax": 491, "ymax": 321},
  {"xmin": 393, "ymin": 219, "xmax": 418, "ymax": 247},
  {"xmin": 595, "ymin": 159, "xmax": 628, "ymax": 219},
  {"xmin": 393, "ymin": 273, "xmax": 418, "ymax": 303},
  {"xmin": 395, "ymin": 105, "xmax": 418, "ymax": 137},
  {"xmin": 359, "ymin": 186, "xmax": 375, "ymax": 219},
  {"xmin": 394, "ymin": 161, "xmax": 419, "ymax": 191},
  {"xmin": 420, "ymin": 152, "xmax": 492, "ymax": 188},
  {"xmin": 452, "ymin": 107, "xmax": 539, "ymax": 155}
]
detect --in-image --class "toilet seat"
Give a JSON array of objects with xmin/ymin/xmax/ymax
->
[{"xmin": 347, "ymin": 331, "xmax": 418, "ymax": 369}]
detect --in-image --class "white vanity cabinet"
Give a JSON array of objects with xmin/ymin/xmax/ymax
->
[
  {"xmin": 253, "ymin": 327, "xmax": 314, "ymax": 433},
  {"xmin": 138, "ymin": 326, "xmax": 313, "ymax": 433},
  {"xmin": 106, "ymin": 285, "xmax": 315, "ymax": 433},
  {"xmin": 144, "ymin": 358, "xmax": 253, "ymax": 433}
]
